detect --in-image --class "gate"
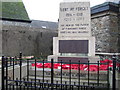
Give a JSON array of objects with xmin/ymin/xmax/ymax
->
[{"xmin": 1, "ymin": 53, "xmax": 120, "ymax": 90}]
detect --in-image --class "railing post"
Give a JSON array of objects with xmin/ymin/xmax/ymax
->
[
  {"xmin": 43, "ymin": 60, "xmax": 44, "ymax": 85},
  {"xmin": 19, "ymin": 52, "xmax": 22, "ymax": 66},
  {"xmin": 19, "ymin": 52, "xmax": 22, "ymax": 90},
  {"xmin": 6, "ymin": 57, "xmax": 8, "ymax": 90},
  {"xmin": 107, "ymin": 60, "xmax": 110, "ymax": 90},
  {"xmin": 1, "ymin": 56, "xmax": 5, "ymax": 90},
  {"xmin": 78, "ymin": 61, "xmax": 81, "ymax": 90},
  {"xmin": 51, "ymin": 59, "xmax": 54, "ymax": 90},
  {"xmin": 61, "ymin": 60, "xmax": 63, "ymax": 90},
  {"xmin": 97, "ymin": 61, "xmax": 100, "ymax": 86},
  {"xmin": 69, "ymin": 60, "xmax": 71, "ymax": 89},
  {"xmin": 35, "ymin": 59, "xmax": 37, "ymax": 90},
  {"xmin": 88, "ymin": 61, "xmax": 90, "ymax": 86},
  {"xmin": 112, "ymin": 54, "xmax": 116, "ymax": 90}
]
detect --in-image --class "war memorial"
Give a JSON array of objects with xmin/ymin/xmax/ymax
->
[
  {"xmin": 48, "ymin": 1, "xmax": 96, "ymax": 63},
  {"xmin": 0, "ymin": 0, "xmax": 120, "ymax": 90}
]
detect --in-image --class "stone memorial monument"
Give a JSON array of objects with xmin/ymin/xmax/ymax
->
[{"xmin": 48, "ymin": 0, "xmax": 96, "ymax": 63}]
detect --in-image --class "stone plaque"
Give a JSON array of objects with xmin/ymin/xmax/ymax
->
[{"xmin": 58, "ymin": 2, "xmax": 91, "ymax": 37}]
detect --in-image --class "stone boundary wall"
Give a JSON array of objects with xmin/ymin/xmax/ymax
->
[
  {"xmin": 91, "ymin": 11, "xmax": 120, "ymax": 53},
  {"xmin": 1, "ymin": 20, "xmax": 58, "ymax": 57}
]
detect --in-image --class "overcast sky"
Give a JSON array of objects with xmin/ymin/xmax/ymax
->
[{"xmin": 22, "ymin": 0, "xmax": 106, "ymax": 22}]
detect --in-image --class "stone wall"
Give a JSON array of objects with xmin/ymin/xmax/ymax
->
[
  {"xmin": 118, "ymin": 6, "xmax": 120, "ymax": 53},
  {"xmin": 91, "ymin": 11, "xmax": 120, "ymax": 53},
  {"xmin": 0, "ymin": 64, "xmax": 28, "ymax": 89},
  {"xmin": 1, "ymin": 9, "xmax": 120, "ymax": 57},
  {"xmin": 1, "ymin": 20, "xmax": 58, "ymax": 57},
  {"xmin": 0, "ymin": 20, "xmax": 2, "ymax": 56}
]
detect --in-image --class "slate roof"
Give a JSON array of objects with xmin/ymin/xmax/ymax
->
[
  {"xmin": 1, "ymin": 1, "xmax": 30, "ymax": 21},
  {"xmin": 31, "ymin": 20, "xmax": 58, "ymax": 30},
  {"xmin": 91, "ymin": 2, "xmax": 120, "ymax": 15}
]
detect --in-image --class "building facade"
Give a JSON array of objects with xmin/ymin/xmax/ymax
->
[{"xmin": 91, "ymin": 2, "xmax": 120, "ymax": 53}]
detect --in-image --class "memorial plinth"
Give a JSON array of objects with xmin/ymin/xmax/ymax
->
[{"xmin": 48, "ymin": 1, "xmax": 97, "ymax": 63}]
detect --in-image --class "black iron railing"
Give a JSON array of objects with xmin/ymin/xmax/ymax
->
[{"xmin": 1, "ymin": 53, "xmax": 120, "ymax": 90}]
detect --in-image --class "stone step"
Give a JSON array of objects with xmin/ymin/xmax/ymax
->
[
  {"xmin": 23, "ymin": 76, "xmax": 108, "ymax": 87},
  {"xmin": 29, "ymin": 69, "xmax": 108, "ymax": 81}
]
